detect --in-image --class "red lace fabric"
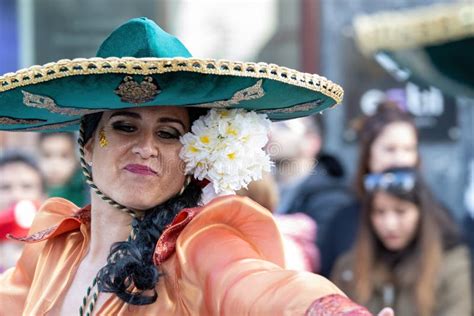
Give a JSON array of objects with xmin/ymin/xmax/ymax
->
[{"xmin": 306, "ymin": 294, "xmax": 372, "ymax": 316}]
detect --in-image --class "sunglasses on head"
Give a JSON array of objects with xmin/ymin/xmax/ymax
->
[{"xmin": 364, "ymin": 170, "xmax": 416, "ymax": 194}]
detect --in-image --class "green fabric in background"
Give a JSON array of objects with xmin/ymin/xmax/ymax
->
[{"xmin": 47, "ymin": 168, "xmax": 89, "ymax": 207}]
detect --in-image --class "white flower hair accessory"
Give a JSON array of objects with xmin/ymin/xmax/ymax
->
[{"xmin": 180, "ymin": 108, "xmax": 272, "ymax": 198}]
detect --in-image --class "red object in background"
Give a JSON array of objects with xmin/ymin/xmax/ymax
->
[{"xmin": 0, "ymin": 200, "xmax": 40, "ymax": 241}]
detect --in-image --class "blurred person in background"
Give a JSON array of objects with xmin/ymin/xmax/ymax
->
[
  {"xmin": 38, "ymin": 132, "xmax": 88, "ymax": 206},
  {"xmin": 0, "ymin": 150, "xmax": 46, "ymax": 212},
  {"xmin": 331, "ymin": 167, "xmax": 471, "ymax": 316},
  {"xmin": 270, "ymin": 117, "xmax": 320, "ymax": 186},
  {"xmin": 0, "ymin": 151, "xmax": 46, "ymax": 271},
  {"xmin": 319, "ymin": 101, "xmax": 420, "ymax": 277},
  {"xmin": 237, "ymin": 172, "xmax": 320, "ymax": 272},
  {"xmin": 269, "ymin": 117, "xmax": 352, "ymax": 272}
]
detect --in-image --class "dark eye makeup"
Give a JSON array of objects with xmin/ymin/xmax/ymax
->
[
  {"xmin": 157, "ymin": 129, "xmax": 181, "ymax": 139},
  {"xmin": 111, "ymin": 121, "xmax": 137, "ymax": 133},
  {"xmin": 110, "ymin": 121, "xmax": 182, "ymax": 139}
]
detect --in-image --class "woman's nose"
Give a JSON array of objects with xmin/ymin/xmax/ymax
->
[
  {"xmin": 382, "ymin": 213, "xmax": 399, "ymax": 231},
  {"xmin": 390, "ymin": 151, "xmax": 404, "ymax": 166},
  {"xmin": 392, "ymin": 149, "xmax": 415, "ymax": 167},
  {"xmin": 132, "ymin": 133, "xmax": 158, "ymax": 159}
]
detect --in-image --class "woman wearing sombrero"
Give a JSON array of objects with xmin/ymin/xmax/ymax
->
[{"xmin": 0, "ymin": 18, "xmax": 391, "ymax": 315}]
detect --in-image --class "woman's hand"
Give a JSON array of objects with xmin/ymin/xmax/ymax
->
[{"xmin": 377, "ymin": 307, "xmax": 394, "ymax": 316}]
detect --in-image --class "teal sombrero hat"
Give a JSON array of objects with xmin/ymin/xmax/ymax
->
[
  {"xmin": 353, "ymin": 1, "xmax": 474, "ymax": 98},
  {"xmin": 0, "ymin": 17, "xmax": 343, "ymax": 132}
]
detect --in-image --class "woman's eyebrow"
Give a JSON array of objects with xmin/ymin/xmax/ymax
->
[
  {"xmin": 109, "ymin": 111, "xmax": 141, "ymax": 119},
  {"xmin": 109, "ymin": 112, "xmax": 186, "ymax": 130}
]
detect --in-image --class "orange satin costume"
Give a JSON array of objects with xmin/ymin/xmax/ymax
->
[{"xmin": 0, "ymin": 195, "xmax": 370, "ymax": 315}]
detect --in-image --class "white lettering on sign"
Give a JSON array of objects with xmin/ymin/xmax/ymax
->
[
  {"xmin": 406, "ymin": 82, "xmax": 444, "ymax": 116},
  {"xmin": 359, "ymin": 83, "xmax": 445, "ymax": 117}
]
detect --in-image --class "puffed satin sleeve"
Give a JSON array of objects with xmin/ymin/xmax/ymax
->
[
  {"xmin": 0, "ymin": 198, "xmax": 79, "ymax": 313},
  {"xmin": 174, "ymin": 196, "xmax": 355, "ymax": 315},
  {"xmin": 0, "ymin": 244, "xmax": 39, "ymax": 312}
]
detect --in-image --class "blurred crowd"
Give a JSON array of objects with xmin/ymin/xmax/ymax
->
[
  {"xmin": 239, "ymin": 99, "xmax": 473, "ymax": 315},
  {"xmin": 1, "ymin": 100, "xmax": 472, "ymax": 315},
  {"xmin": 0, "ymin": 131, "xmax": 89, "ymax": 272}
]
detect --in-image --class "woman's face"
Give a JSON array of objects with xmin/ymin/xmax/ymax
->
[
  {"xmin": 39, "ymin": 135, "xmax": 78, "ymax": 186},
  {"xmin": 84, "ymin": 106, "xmax": 190, "ymax": 211},
  {"xmin": 371, "ymin": 191, "xmax": 420, "ymax": 251},
  {"xmin": 369, "ymin": 122, "xmax": 418, "ymax": 173}
]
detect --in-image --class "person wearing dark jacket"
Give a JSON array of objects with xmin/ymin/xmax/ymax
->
[
  {"xmin": 279, "ymin": 153, "xmax": 353, "ymax": 257},
  {"xmin": 270, "ymin": 117, "xmax": 353, "ymax": 273}
]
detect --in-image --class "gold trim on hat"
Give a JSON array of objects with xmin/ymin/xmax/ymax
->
[
  {"xmin": 22, "ymin": 90, "xmax": 102, "ymax": 116},
  {"xmin": 260, "ymin": 99, "xmax": 324, "ymax": 114},
  {"xmin": 0, "ymin": 116, "xmax": 45, "ymax": 125},
  {"xmin": 0, "ymin": 57, "xmax": 343, "ymax": 104},
  {"xmin": 114, "ymin": 75, "xmax": 160, "ymax": 104},
  {"xmin": 19, "ymin": 119, "xmax": 81, "ymax": 131},
  {"xmin": 194, "ymin": 79, "xmax": 265, "ymax": 108},
  {"xmin": 354, "ymin": 2, "xmax": 474, "ymax": 56}
]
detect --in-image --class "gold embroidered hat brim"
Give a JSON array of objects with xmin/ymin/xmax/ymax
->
[
  {"xmin": 0, "ymin": 18, "xmax": 344, "ymax": 132},
  {"xmin": 352, "ymin": 1, "xmax": 474, "ymax": 97},
  {"xmin": 353, "ymin": 2, "xmax": 474, "ymax": 56}
]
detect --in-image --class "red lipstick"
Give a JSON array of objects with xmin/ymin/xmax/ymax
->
[{"xmin": 124, "ymin": 164, "xmax": 157, "ymax": 176}]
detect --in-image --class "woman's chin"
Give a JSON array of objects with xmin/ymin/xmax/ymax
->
[
  {"xmin": 117, "ymin": 194, "xmax": 177, "ymax": 211},
  {"xmin": 382, "ymin": 241, "xmax": 404, "ymax": 252},
  {"xmin": 118, "ymin": 200, "xmax": 160, "ymax": 212},
  {"xmin": 97, "ymin": 184, "xmax": 182, "ymax": 211}
]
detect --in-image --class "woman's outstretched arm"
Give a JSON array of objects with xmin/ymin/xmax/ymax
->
[{"xmin": 175, "ymin": 196, "xmax": 373, "ymax": 315}]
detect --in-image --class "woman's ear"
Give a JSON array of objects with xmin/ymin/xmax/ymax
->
[{"xmin": 84, "ymin": 135, "xmax": 95, "ymax": 166}]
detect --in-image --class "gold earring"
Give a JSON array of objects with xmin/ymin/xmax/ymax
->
[
  {"xmin": 99, "ymin": 128, "xmax": 108, "ymax": 148},
  {"xmin": 179, "ymin": 176, "xmax": 192, "ymax": 195}
]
